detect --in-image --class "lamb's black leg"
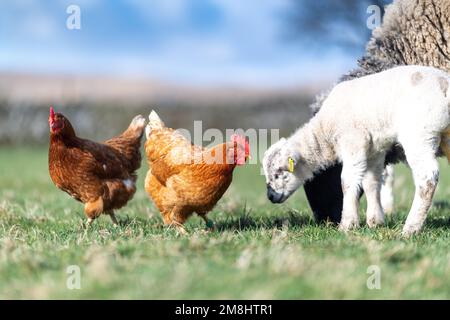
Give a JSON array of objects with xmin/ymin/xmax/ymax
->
[{"xmin": 304, "ymin": 163, "xmax": 343, "ymax": 223}]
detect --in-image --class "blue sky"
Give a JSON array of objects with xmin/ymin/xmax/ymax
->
[{"xmin": 0, "ymin": 0, "xmax": 363, "ymax": 87}]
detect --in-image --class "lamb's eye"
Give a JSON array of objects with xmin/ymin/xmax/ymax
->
[{"xmin": 274, "ymin": 168, "xmax": 283, "ymax": 179}]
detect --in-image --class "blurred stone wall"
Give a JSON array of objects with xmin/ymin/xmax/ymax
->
[{"xmin": 0, "ymin": 94, "xmax": 314, "ymax": 145}]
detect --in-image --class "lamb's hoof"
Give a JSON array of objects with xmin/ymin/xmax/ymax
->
[
  {"xmin": 367, "ymin": 215, "xmax": 385, "ymax": 228},
  {"xmin": 338, "ymin": 219, "xmax": 359, "ymax": 232},
  {"xmin": 401, "ymin": 225, "xmax": 421, "ymax": 238}
]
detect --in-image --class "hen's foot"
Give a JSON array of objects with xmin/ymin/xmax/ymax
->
[
  {"xmin": 167, "ymin": 221, "xmax": 187, "ymax": 235},
  {"xmin": 201, "ymin": 216, "xmax": 215, "ymax": 231},
  {"xmin": 82, "ymin": 217, "xmax": 94, "ymax": 229},
  {"xmin": 175, "ymin": 225, "xmax": 188, "ymax": 235}
]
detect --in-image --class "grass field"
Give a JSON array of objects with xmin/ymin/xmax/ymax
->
[{"xmin": 0, "ymin": 146, "xmax": 449, "ymax": 299}]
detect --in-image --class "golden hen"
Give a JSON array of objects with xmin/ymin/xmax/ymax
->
[{"xmin": 144, "ymin": 111, "xmax": 249, "ymax": 233}]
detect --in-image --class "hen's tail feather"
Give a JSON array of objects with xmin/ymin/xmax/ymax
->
[
  {"xmin": 105, "ymin": 115, "xmax": 146, "ymax": 173},
  {"xmin": 149, "ymin": 110, "xmax": 162, "ymax": 124},
  {"xmin": 125, "ymin": 115, "xmax": 146, "ymax": 137},
  {"xmin": 146, "ymin": 110, "xmax": 164, "ymax": 139}
]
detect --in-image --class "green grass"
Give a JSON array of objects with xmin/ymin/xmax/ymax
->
[{"xmin": 0, "ymin": 146, "xmax": 449, "ymax": 299}]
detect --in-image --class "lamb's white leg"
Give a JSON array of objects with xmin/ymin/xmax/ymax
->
[
  {"xmin": 339, "ymin": 158, "xmax": 367, "ymax": 231},
  {"xmin": 402, "ymin": 144, "xmax": 439, "ymax": 237},
  {"xmin": 362, "ymin": 157, "xmax": 385, "ymax": 228},
  {"xmin": 380, "ymin": 164, "xmax": 395, "ymax": 215}
]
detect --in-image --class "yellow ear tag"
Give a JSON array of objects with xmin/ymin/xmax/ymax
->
[{"xmin": 288, "ymin": 157, "xmax": 295, "ymax": 173}]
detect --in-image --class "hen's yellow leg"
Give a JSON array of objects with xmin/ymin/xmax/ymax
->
[
  {"xmin": 163, "ymin": 208, "xmax": 188, "ymax": 235},
  {"xmin": 108, "ymin": 211, "xmax": 119, "ymax": 226}
]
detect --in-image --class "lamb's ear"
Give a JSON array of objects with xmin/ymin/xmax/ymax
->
[
  {"xmin": 288, "ymin": 157, "xmax": 295, "ymax": 173},
  {"xmin": 287, "ymin": 151, "xmax": 301, "ymax": 172}
]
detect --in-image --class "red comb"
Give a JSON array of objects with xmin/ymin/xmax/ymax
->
[
  {"xmin": 231, "ymin": 134, "xmax": 250, "ymax": 162},
  {"xmin": 49, "ymin": 106, "xmax": 55, "ymax": 119},
  {"xmin": 231, "ymin": 134, "xmax": 250, "ymax": 166}
]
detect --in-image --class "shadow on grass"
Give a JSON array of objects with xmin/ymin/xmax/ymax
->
[
  {"xmin": 216, "ymin": 203, "xmax": 450, "ymax": 232},
  {"xmin": 384, "ymin": 202, "xmax": 450, "ymax": 231},
  {"xmin": 426, "ymin": 201, "xmax": 450, "ymax": 230},
  {"xmin": 426, "ymin": 216, "xmax": 450, "ymax": 230},
  {"xmin": 3, "ymin": 203, "xmax": 446, "ymax": 234},
  {"xmin": 114, "ymin": 215, "xmax": 163, "ymax": 229},
  {"xmin": 433, "ymin": 201, "xmax": 450, "ymax": 211},
  {"xmin": 215, "ymin": 210, "xmax": 316, "ymax": 231}
]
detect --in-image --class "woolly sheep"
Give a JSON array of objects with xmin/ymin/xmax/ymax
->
[
  {"xmin": 304, "ymin": 0, "xmax": 450, "ymax": 223},
  {"xmin": 263, "ymin": 65, "xmax": 450, "ymax": 236}
]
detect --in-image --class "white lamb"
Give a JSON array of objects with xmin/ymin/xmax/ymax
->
[{"xmin": 263, "ymin": 65, "xmax": 450, "ymax": 236}]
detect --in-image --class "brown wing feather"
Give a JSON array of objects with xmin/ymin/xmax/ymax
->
[
  {"xmin": 75, "ymin": 138, "xmax": 129, "ymax": 179},
  {"xmin": 49, "ymin": 137, "xmax": 130, "ymax": 203}
]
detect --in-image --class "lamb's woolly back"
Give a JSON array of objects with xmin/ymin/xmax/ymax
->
[{"xmin": 322, "ymin": 66, "xmax": 450, "ymax": 121}]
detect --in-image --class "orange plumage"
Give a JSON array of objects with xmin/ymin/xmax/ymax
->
[
  {"xmin": 144, "ymin": 111, "xmax": 249, "ymax": 233},
  {"xmin": 48, "ymin": 107, "xmax": 146, "ymax": 225}
]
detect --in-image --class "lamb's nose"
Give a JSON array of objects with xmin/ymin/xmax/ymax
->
[
  {"xmin": 267, "ymin": 185, "xmax": 282, "ymax": 203},
  {"xmin": 267, "ymin": 185, "xmax": 275, "ymax": 202}
]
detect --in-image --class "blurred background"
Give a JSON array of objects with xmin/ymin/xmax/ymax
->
[{"xmin": 0, "ymin": 0, "xmax": 391, "ymax": 145}]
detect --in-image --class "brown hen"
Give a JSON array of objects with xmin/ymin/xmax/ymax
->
[{"xmin": 48, "ymin": 107, "xmax": 146, "ymax": 225}]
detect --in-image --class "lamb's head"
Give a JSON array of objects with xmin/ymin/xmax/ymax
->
[{"xmin": 263, "ymin": 138, "xmax": 313, "ymax": 203}]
